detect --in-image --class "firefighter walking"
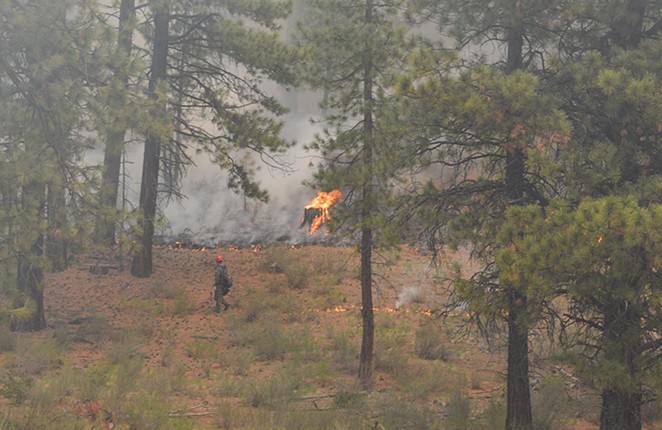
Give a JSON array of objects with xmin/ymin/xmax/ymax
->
[{"xmin": 213, "ymin": 255, "xmax": 232, "ymax": 312}]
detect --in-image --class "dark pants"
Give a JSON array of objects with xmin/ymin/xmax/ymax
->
[{"xmin": 214, "ymin": 288, "xmax": 230, "ymax": 312}]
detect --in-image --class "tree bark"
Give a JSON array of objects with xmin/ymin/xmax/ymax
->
[
  {"xmin": 599, "ymin": 298, "xmax": 642, "ymax": 430},
  {"xmin": 357, "ymin": 0, "xmax": 375, "ymax": 388},
  {"xmin": 95, "ymin": 0, "xmax": 135, "ymax": 245},
  {"xmin": 358, "ymin": 227, "xmax": 374, "ymax": 386},
  {"xmin": 504, "ymin": 147, "xmax": 531, "ymax": 430},
  {"xmin": 598, "ymin": 4, "xmax": 646, "ymax": 428},
  {"xmin": 611, "ymin": 0, "xmax": 645, "ymax": 49},
  {"xmin": 13, "ymin": 247, "xmax": 46, "ymax": 332},
  {"xmin": 13, "ymin": 180, "xmax": 47, "ymax": 332},
  {"xmin": 504, "ymin": 1, "xmax": 532, "ymax": 427},
  {"xmin": 505, "ymin": 291, "xmax": 532, "ymax": 430},
  {"xmin": 131, "ymin": 6, "xmax": 169, "ymax": 277},
  {"xmin": 46, "ymin": 184, "xmax": 68, "ymax": 272},
  {"xmin": 601, "ymin": 388, "xmax": 642, "ymax": 430}
]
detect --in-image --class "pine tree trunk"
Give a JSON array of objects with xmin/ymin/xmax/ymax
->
[
  {"xmin": 46, "ymin": 184, "xmax": 68, "ymax": 272},
  {"xmin": 504, "ymin": 151, "xmax": 532, "ymax": 430},
  {"xmin": 503, "ymin": 1, "xmax": 533, "ymax": 426},
  {"xmin": 598, "ymin": 4, "xmax": 645, "ymax": 428},
  {"xmin": 358, "ymin": 227, "xmax": 374, "ymax": 386},
  {"xmin": 599, "ymin": 298, "xmax": 642, "ymax": 430},
  {"xmin": 357, "ymin": 0, "xmax": 375, "ymax": 388},
  {"xmin": 13, "ymin": 242, "xmax": 46, "ymax": 332},
  {"xmin": 600, "ymin": 388, "xmax": 641, "ymax": 430},
  {"xmin": 131, "ymin": 6, "xmax": 169, "ymax": 278},
  {"xmin": 12, "ymin": 180, "xmax": 47, "ymax": 331},
  {"xmin": 505, "ymin": 291, "xmax": 532, "ymax": 430},
  {"xmin": 611, "ymin": 0, "xmax": 644, "ymax": 49},
  {"xmin": 95, "ymin": 0, "xmax": 135, "ymax": 245}
]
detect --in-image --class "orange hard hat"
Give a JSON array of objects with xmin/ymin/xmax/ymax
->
[{"xmin": 216, "ymin": 255, "xmax": 223, "ymax": 262}]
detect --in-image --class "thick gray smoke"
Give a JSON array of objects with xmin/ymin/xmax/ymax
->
[{"xmin": 159, "ymin": 112, "xmax": 325, "ymax": 246}]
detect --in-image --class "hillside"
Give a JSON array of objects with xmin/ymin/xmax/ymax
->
[{"xmin": 0, "ymin": 244, "xmax": 608, "ymax": 429}]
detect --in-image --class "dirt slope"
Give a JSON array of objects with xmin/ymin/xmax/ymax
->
[{"xmin": 0, "ymin": 244, "xmax": 603, "ymax": 428}]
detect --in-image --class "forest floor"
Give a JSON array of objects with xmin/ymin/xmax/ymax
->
[{"xmin": 0, "ymin": 241, "xmax": 644, "ymax": 429}]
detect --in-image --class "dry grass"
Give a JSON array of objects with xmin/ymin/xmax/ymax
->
[{"xmin": 0, "ymin": 245, "xmax": 605, "ymax": 429}]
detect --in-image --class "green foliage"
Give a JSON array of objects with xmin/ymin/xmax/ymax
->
[
  {"xmin": 290, "ymin": 330, "xmax": 322, "ymax": 362},
  {"xmin": 498, "ymin": 196, "xmax": 662, "ymax": 413},
  {"xmin": 0, "ymin": 0, "xmax": 115, "ymax": 328},
  {"xmin": 213, "ymin": 402, "xmax": 367, "ymax": 430},
  {"xmin": 555, "ymin": 38, "xmax": 662, "ymax": 200},
  {"xmin": 57, "ymin": 364, "xmax": 112, "ymax": 402},
  {"xmin": 144, "ymin": 0, "xmax": 299, "ymax": 205},
  {"xmin": 123, "ymin": 391, "xmax": 193, "ymax": 430},
  {"xmin": 262, "ymin": 246, "xmax": 311, "ymax": 289},
  {"xmin": 295, "ymin": 0, "xmax": 415, "ymax": 247},
  {"xmin": 399, "ymin": 361, "xmax": 452, "ymax": 401},
  {"xmin": 217, "ymin": 347, "xmax": 254, "ymax": 377},
  {"xmin": 7, "ymin": 297, "xmax": 36, "ymax": 328}
]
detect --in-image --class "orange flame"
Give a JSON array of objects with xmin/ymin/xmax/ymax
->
[
  {"xmin": 322, "ymin": 305, "xmax": 433, "ymax": 316},
  {"xmin": 302, "ymin": 190, "xmax": 342, "ymax": 234}
]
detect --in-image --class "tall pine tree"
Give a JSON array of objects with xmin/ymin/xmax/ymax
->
[
  {"xmin": 397, "ymin": 1, "xmax": 570, "ymax": 427},
  {"xmin": 0, "ymin": 0, "xmax": 113, "ymax": 329},
  {"xmin": 548, "ymin": 2, "xmax": 662, "ymax": 428},
  {"xmin": 130, "ymin": 0, "xmax": 298, "ymax": 277},
  {"xmin": 94, "ymin": 0, "xmax": 138, "ymax": 246},
  {"xmin": 296, "ymin": 0, "xmax": 413, "ymax": 386},
  {"xmin": 497, "ymin": 194, "xmax": 662, "ymax": 430}
]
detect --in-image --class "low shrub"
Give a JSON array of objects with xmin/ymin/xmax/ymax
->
[
  {"xmin": 243, "ymin": 371, "xmax": 301, "ymax": 408},
  {"xmin": 378, "ymin": 394, "xmax": 441, "ymax": 430},
  {"xmin": 415, "ymin": 323, "xmax": 453, "ymax": 361},
  {"xmin": 532, "ymin": 374, "xmax": 571, "ymax": 430},
  {"xmin": 0, "ymin": 326, "xmax": 17, "ymax": 352},
  {"xmin": 11, "ymin": 337, "xmax": 63, "ymax": 375},
  {"xmin": 327, "ymin": 329, "xmax": 359, "ymax": 374},
  {"xmin": 252, "ymin": 321, "xmax": 290, "ymax": 361},
  {"xmin": 0, "ymin": 372, "xmax": 33, "ymax": 404},
  {"xmin": 446, "ymin": 385, "xmax": 471, "ymax": 430},
  {"xmin": 173, "ymin": 291, "xmax": 195, "ymax": 316}
]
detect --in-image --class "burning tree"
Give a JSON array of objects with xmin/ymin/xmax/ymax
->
[
  {"xmin": 301, "ymin": 190, "xmax": 342, "ymax": 234},
  {"xmin": 296, "ymin": 0, "xmax": 412, "ymax": 387}
]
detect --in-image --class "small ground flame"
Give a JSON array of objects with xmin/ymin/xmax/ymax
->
[
  {"xmin": 301, "ymin": 190, "xmax": 342, "ymax": 235},
  {"xmin": 321, "ymin": 305, "xmax": 433, "ymax": 316}
]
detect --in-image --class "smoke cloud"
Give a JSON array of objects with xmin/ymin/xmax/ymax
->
[
  {"xmin": 395, "ymin": 286, "xmax": 427, "ymax": 309},
  {"xmin": 159, "ymin": 112, "xmax": 325, "ymax": 245}
]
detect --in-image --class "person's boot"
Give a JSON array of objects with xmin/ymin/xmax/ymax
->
[{"xmin": 214, "ymin": 303, "xmax": 221, "ymax": 313}]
